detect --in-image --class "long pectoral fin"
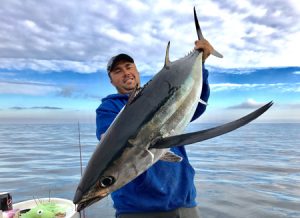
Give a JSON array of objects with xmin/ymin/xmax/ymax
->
[{"xmin": 150, "ymin": 101, "xmax": 273, "ymax": 149}]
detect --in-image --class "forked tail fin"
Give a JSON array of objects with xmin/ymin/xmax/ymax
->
[{"xmin": 194, "ymin": 7, "xmax": 223, "ymax": 58}]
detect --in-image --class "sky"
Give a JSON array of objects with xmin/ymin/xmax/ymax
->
[{"xmin": 0, "ymin": 0, "xmax": 299, "ymax": 124}]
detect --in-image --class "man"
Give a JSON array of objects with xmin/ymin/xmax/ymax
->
[{"xmin": 96, "ymin": 39, "xmax": 214, "ymax": 218}]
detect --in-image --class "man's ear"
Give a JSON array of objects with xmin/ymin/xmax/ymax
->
[
  {"xmin": 110, "ymin": 79, "xmax": 115, "ymax": 86},
  {"xmin": 108, "ymin": 74, "xmax": 114, "ymax": 85}
]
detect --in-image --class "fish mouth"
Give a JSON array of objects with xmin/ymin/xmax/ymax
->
[
  {"xmin": 75, "ymin": 188, "xmax": 110, "ymax": 212},
  {"xmin": 76, "ymin": 195, "xmax": 106, "ymax": 212}
]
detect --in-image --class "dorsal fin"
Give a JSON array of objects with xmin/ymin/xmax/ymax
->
[
  {"xmin": 164, "ymin": 41, "xmax": 171, "ymax": 68},
  {"xmin": 127, "ymin": 84, "xmax": 141, "ymax": 105}
]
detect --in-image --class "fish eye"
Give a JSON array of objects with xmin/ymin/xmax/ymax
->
[{"xmin": 99, "ymin": 176, "xmax": 115, "ymax": 188}]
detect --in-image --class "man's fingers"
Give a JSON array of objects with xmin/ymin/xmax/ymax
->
[
  {"xmin": 194, "ymin": 39, "xmax": 213, "ymax": 62},
  {"xmin": 194, "ymin": 40, "xmax": 209, "ymax": 49},
  {"xmin": 194, "ymin": 40, "xmax": 203, "ymax": 49}
]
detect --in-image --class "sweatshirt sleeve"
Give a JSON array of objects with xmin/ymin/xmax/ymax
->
[
  {"xmin": 96, "ymin": 102, "xmax": 119, "ymax": 141},
  {"xmin": 191, "ymin": 64, "xmax": 210, "ymax": 122}
]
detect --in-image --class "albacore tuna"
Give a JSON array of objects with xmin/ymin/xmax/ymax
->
[{"xmin": 73, "ymin": 7, "xmax": 273, "ymax": 211}]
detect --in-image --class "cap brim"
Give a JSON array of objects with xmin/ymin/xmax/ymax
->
[{"xmin": 107, "ymin": 54, "xmax": 134, "ymax": 72}]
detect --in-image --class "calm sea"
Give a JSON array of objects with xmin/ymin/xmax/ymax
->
[{"xmin": 0, "ymin": 123, "xmax": 299, "ymax": 218}]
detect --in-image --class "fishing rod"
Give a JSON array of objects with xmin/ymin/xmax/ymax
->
[{"xmin": 77, "ymin": 122, "xmax": 86, "ymax": 218}]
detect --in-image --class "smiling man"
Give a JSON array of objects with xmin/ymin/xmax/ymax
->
[
  {"xmin": 107, "ymin": 54, "xmax": 141, "ymax": 94},
  {"xmin": 96, "ymin": 39, "xmax": 213, "ymax": 218}
]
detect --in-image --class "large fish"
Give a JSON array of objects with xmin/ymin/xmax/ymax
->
[{"xmin": 73, "ymin": 7, "xmax": 273, "ymax": 211}]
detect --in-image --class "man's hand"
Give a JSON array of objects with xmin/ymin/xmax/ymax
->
[{"xmin": 194, "ymin": 39, "xmax": 214, "ymax": 62}]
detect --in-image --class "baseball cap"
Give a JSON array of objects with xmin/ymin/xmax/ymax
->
[{"xmin": 107, "ymin": 53, "xmax": 134, "ymax": 72}]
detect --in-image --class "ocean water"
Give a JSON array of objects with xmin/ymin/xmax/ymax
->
[{"xmin": 0, "ymin": 123, "xmax": 299, "ymax": 218}]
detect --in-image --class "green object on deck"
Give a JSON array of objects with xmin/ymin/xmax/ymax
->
[{"xmin": 20, "ymin": 202, "xmax": 66, "ymax": 218}]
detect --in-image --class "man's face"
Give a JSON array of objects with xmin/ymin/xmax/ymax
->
[{"xmin": 109, "ymin": 60, "xmax": 140, "ymax": 94}]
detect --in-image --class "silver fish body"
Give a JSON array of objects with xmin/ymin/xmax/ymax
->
[{"xmin": 74, "ymin": 49, "xmax": 204, "ymax": 211}]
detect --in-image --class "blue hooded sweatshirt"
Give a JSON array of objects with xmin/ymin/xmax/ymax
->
[{"xmin": 96, "ymin": 67, "xmax": 210, "ymax": 216}]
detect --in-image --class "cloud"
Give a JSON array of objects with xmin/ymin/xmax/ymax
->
[
  {"xmin": 0, "ymin": 59, "xmax": 104, "ymax": 73},
  {"xmin": 206, "ymin": 66, "xmax": 257, "ymax": 74},
  {"xmin": 197, "ymin": 99, "xmax": 300, "ymax": 123},
  {"xmin": 281, "ymin": 85, "xmax": 300, "ymax": 93},
  {"xmin": 279, "ymin": 102, "xmax": 300, "ymax": 109},
  {"xmin": 0, "ymin": 80, "xmax": 59, "ymax": 95},
  {"xmin": 56, "ymin": 86, "xmax": 77, "ymax": 97},
  {"xmin": 227, "ymin": 98, "xmax": 266, "ymax": 109},
  {"xmin": 210, "ymin": 82, "xmax": 300, "ymax": 92},
  {"xmin": 209, "ymin": 0, "xmax": 300, "ymax": 67},
  {"xmin": 0, "ymin": 0, "xmax": 299, "ymax": 74},
  {"xmin": 210, "ymin": 83, "xmax": 264, "ymax": 92},
  {"xmin": 10, "ymin": 106, "xmax": 62, "ymax": 110},
  {"xmin": 0, "ymin": 79, "xmax": 91, "ymax": 98}
]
